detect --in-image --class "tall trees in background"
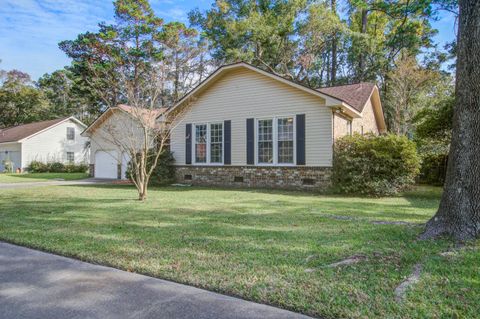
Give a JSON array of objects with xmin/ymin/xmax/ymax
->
[
  {"xmin": 191, "ymin": 0, "xmax": 455, "ymax": 134},
  {"xmin": 0, "ymin": 70, "xmax": 49, "ymax": 128},
  {"xmin": 37, "ymin": 70, "xmax": 100, "ymax": 123},
  {"xmin": 59, "ymin": 0, "xmax": 209, "ymax": 114},
  {"xmin": 189, "ymin": 0, "xmax": 343, "ymax": 86},
  {"xmin": 2, "ymin": 0, "xmax": 458, "ymax": 137}
]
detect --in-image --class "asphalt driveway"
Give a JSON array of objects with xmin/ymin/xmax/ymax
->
[
  {"xmin": 0, "ymin": 242, "xmax": 311, "ymax": 319},
  {"xmin": 0, "ymin": 178, "xmax": 112, "ymax": 189}
]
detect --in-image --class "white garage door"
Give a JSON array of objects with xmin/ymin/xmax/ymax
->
[
  {"xmin": 95, "ymin": 151, "xmax": 118, "ymax": 179},
  {"xmin": 0, "ymin": 151, "xmax": 21, "ymax": 173}
]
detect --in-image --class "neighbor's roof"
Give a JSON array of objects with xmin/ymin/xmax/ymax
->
[
  {"xmin": 0, "ymin": 117, "xmax": 73, "ymax": 144},
  {"xmin": 317, "ymin": 82, "xmax": 377, "ymax": 113}
]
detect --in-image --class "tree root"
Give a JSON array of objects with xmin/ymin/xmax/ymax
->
[
  {"xmin": 326, "ymin": 254, "xmax": 367, "ymax": 268},
  {"xmin": 394, "ymin": 263, "xmax": 423, "ymax": 303}
]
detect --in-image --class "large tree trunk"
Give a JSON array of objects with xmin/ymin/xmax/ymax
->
[{"xmin": 420, "ymin": 0, "xmax": 480, "ymax": 240}]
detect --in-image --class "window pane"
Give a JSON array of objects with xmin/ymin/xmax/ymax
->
[
  {"xmin": 278, "ymin": 117, "xmax": 294, "ymax": 163},
  {"xmin": 66, "ymin": 152, "xmax": 74, "ymax": 163},
  {"xmin": 258, "ymin": 119, "xmax": 273, "ymax": 163},
  {"xmin": 67, "ymin": 127, "xmax": 75, "ymax": 140},
  {"xmin": 195, "ymin": 124, "xmax": 207, "ymax": 163},
  {"xmin": 210, "ymin": 123, "xmax": 223, "ymax": 163}
]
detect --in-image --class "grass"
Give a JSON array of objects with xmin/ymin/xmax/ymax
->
[
  {"xmin": 0, "ymin": 185, "xmax": 478, "ymax": 318},
  {"xmin": 0, "ymin": 172, "xmax": 89, "ymax": 183}
]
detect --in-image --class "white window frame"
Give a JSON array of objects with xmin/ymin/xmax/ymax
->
[
  {"xmin": 66, "ymin": 127, "xmax": 75, "ymax": 141},
  {"xmin": 255, "ymin": 116, "xmax": 296, "ymax": 166},
  {"xmin": 192, "ymin": 122, "xmax": 224, "ymax": 165},
  {"xmin": 66, "ymin": 152, "xmax": 75, "ymax": 163}
]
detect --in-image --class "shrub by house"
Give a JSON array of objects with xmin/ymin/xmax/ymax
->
[{"xmin": 332, "ymin": 133, "xmax": 420, "ymax": 196}]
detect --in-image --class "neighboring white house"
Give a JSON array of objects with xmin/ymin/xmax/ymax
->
[
  {"xmin": 0, "ymin": 117, "xmax": 88, "ymax": 173},
  {"xmin": 83, "ymin": 62, "xmax": 386, "ymax": 189}
]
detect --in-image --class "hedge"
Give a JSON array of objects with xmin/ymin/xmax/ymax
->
[
  {"xmin": 332, "ymin": 133, "xmax": 420, "ymax": 196},
  {"xmin": 27, "ymin": 161, "xmax": 88, "ymax": 173}
]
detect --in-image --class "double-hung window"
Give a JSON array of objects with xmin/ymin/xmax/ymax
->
[
  {"xmin": 195, "ymin": 124, "xmax": 207, "ymax": 163},
  {"xmin": 66, "ymin": 152, "xmax": 75, "ymax": 163},
  {"xmin": 257, "ymin": 116, "xmax": 295, "ymax": 165},
  {"xmin": 67, "ymin": 127, "xmax": 75, "ymax": 140},
  {"xmin": 194, "ymin": 123, "xmax": 224, "ymax": 164},
  {"xmin": 257, "ymin": 119, "xmax": 273, "ymax": 164}
]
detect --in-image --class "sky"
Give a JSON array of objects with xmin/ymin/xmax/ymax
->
[{"xmin": 0, "ymin": 0, "xmax": 457, "ymax": 80}]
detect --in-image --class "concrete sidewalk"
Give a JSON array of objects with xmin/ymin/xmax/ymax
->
[
  {"xmin": 0, "ymin": 178, "xmax": 112, "ymax": 189},
  {"xmin": 0, "ymin": 242, "xmax": 312, "ymax": 319}
]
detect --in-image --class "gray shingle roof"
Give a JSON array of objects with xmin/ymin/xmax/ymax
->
[
  {"xmin": 317, "ymin": 82, "xmax": 376, "ymax": 113},
  {"xmin": 0, "ymin": 118, "xmax": 68, "ymax": 143}
]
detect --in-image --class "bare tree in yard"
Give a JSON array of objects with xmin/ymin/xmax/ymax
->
[
  {"xmin": 89, "ymin": 66, "xmax": 190, "ymax": 201},
  {"xmin": 421, "ymin": 0, "xmax": 480, "ymax": 240}
]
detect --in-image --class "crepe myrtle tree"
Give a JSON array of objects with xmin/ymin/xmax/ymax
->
[{"xmin": 89, "ymin": 67, "xmax": 191, "ymax": 201}]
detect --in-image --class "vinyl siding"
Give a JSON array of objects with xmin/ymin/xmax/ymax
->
[
  {"xmin": 170, "ymin": 68, "xmax": 333, "ymax": 167},
  {"xmin": 88, "ymin": 110, "xmax": 146, "ymax": 164},
  {"xmin": 21, "ymin": 120, "xmax": 88, "ymax": 169}
]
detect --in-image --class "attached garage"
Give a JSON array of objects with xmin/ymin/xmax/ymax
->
[
  {"xmin": 0, "ymin": 149, "xmax": 21, "ymax": 173},
  {"xmin": 94, "ymin": 151, "xmax": 130, "ymax": 179},
  {"xmin": 94, "ymin": 151, "xmax": 118, "ymax": 179}
]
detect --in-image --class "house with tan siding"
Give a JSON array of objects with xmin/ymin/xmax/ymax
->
[
  {"xmin": 0, "ymin": 117, "xmax": 88, "ymax": 173},
  {"xmin": 84, "ymin": 62, "xmax": 386, "ymax": 189},
  {"xmin": 168, "ymin": 62, "xmax": 386, "ymax": 190}
]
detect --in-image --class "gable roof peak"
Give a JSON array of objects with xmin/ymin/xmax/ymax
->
[
  {"xmin": 0, "ymin": 117, "xmax": 80, "ymax": 144},
  {"xmin": 316, "ymin": 82, "xmax": 377, "ymax": 112}
]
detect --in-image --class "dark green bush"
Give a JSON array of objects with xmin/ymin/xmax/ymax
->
[
  {"xmin": 418, "ymin": 153, "xmax": 447, "ymax": 186},
  {"xmin": 48, "ymin": 162, "xmax": 65, "ymax": 173},
  {"xmin": 27, "ymin": 161, "xmax": 49, "ymax": 173},
  {"xmin": 64, "ymin": 163, "xmax": 89, "ymax": 173},
  {"xmin": 28, "ymin": 161, "xmax": 87, "ymax": 173},
  {"xmin": 126, "ymin": 150, "xmax": 175, "ymax": 186},
  {"xmin": 332, "ymin": 133, "xmax": 421, "ymax": 196}
]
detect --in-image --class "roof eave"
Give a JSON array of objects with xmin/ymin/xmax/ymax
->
[
  {"xmin": 327, "ymin": 102, "xmax": 362, "ymax": 118},
  {"xmin": 17, "ymin": 117, "xmax": 85, "ymax": 143},
  {"xmin": 0, "ymin": 141, "xmax": 21, "ymax": 145}
]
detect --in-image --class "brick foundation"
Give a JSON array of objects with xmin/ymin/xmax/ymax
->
[{"xmin": 175, "ymin": 165, "xmax": 332, "ymax": 191}]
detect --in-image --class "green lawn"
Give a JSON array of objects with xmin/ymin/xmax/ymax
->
[
  {"xmin": 0, "ymin": 185, "xmax": 478, "ymax": 318},
  {"xmin": 0, "ymin": 172, "xmax": 89, "ymax": 183}
]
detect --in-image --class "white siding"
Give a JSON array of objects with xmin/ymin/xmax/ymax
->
[
  {"xmin": 87, "ymin": 110, "xmax": 145, "ymax": 166},
  {"xmin": 170, "ymin": 68, "xmax": 333, "ymax": 167},
  {"xmin": 21, "ymin": 120, "xmax": 88, "ymax": 169}
]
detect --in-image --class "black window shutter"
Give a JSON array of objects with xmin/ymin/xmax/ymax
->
[
  {"xmin": 185, "ymin": 123, "xmax": 192, "ymax": 165},
  {"xmin": 296, "ymin": 114, "xmax": 306, "ymax": 165},
  {"xmin": 246, "ymin": 118, "xmax": 254, "ymax": 165},
  {"xmin": 224, "ymin": 120, "xmax": 231, "ymax": 165}
]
